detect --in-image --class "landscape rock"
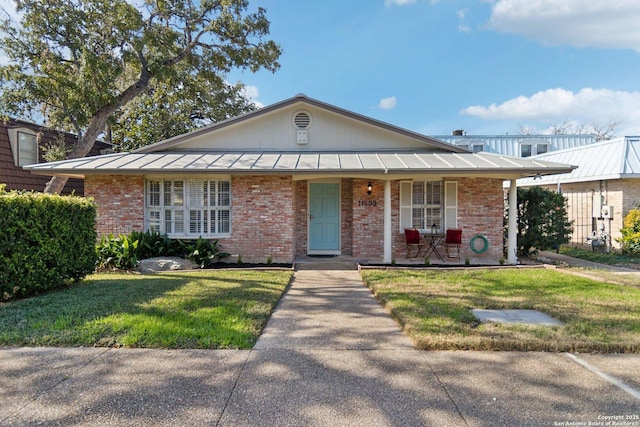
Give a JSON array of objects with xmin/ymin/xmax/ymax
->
[{"xmin": 136, "ymin": 257, "xmax": 197, "ymax": 273}]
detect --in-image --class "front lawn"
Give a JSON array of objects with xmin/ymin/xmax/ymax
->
[
  {"xmin": 0, "ymin": 270, "xmax": 292, "ymax": 349},
  {"xmin": 362, "ymin": 268, "xmax": 640, "ymax": 353}
]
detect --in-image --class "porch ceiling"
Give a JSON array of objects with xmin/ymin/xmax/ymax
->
[{"xmin": 25, "ymin": 151, "xmax": 576, "ymax": 179}]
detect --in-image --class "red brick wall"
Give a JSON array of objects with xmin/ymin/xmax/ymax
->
[
  {"xmin": 85, "ymin": 175, "xmax": 145, "ymax": 236},
  {"xmin": 219, "ymin": 175, "xmax": 295, "ymax": 263},
  {"xmin": 389, "ymin": 178, "xmax": 504, "ymax": 262},
  {"xmin": 456, "ymin": 178, "xmax": 504, "ymax": 260},
  {"xmin": 351, "ymin": 178, "xmax": 384, "ymax": 259},
  {"xmin": 341, "ymin": 179, "xmax": 354, "ymax": 255},
  {"xmin": 86, "ymin": 173, "xmax": 505, "ymax": 263},
  {"xmin": 294, "ymin": 180, "xmax": 307, "ymax": 256}
]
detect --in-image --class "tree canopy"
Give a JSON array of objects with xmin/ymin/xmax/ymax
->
[
  {"xmin": 0, "ymin": 0, "xmax": 281, "ymax": 193},
  {"xmin": 109, "ymin": 70, "xmax": 256, "ymax": 152}
]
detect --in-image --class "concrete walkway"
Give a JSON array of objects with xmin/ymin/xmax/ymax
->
[{"xmin": 1, "ymin": 269, "xmax": 640, "ymax": 426}]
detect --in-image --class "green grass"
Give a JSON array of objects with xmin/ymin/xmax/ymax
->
[
  {"xmin": 559, "ymin": 245, "xmax": 640, "ymax": 266},
  {"xmin": 361, "ymin": 268, "xmax": 640, "ymax": 353},
  {"xmin": 0, "ymin": 270, "xmax": 292, "ymax": 349}
]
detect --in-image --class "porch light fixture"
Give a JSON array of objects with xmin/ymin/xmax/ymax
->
[
  {"xmin": 367, "ymin": 182, "xmax": 372, "ymax": 195},
  {"xmin": 431, "ymin": 223, "xmax": 438, "ymax": 235}
]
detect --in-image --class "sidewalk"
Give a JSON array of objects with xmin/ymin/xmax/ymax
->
[{"xmin": 1, "ymin": 269, "xmax": 639, "ymax": 426}]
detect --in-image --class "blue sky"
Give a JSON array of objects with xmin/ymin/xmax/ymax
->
[
  {"xmin": 229, "ymin": 0, "xmax": 640, "ymax": 137},
  {"xmin": 2, "ymin": 0, "xmax": 640, "ymax": 137}
]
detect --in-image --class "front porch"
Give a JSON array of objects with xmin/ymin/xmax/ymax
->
[{"xmin": 294, "ymin": 177, "xmax": 511, "ymax": 265}]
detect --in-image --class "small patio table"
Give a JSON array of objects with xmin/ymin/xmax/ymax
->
[{"xmin": 423, "ymin": 233, "xmax": 445, "ymax": 261}]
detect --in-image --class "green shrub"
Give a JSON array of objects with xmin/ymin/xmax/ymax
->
[
  {"xmin": 182, "ymin": 237, "xmax": 229, "ymax": 269},
  {"xmin": 129, "ymin": 230, "xmax": 183, "ymax": 259},
  {"xmin": 95, "ymin": 231, "xmax": 228, "ymax": 270},
  {"xmin": 618, "ymin": 209, "xmax": 640, "ymax": 254},
  {"xmin": 507, "ymin": 186, "xmax": 573, "ymax": 256},
  {"xmin": 0, "ymin": 189, "xmax": 96, "ymax": 300},
  {"xmin": 96, "ymin": 233, "xmax": 141, "ymax": 270}
]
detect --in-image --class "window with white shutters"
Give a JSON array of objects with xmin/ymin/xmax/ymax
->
[
  {"xmin": 399, "ymin": 180, "xmax": 457, "ymax": 232},
  {"xmin": 145, "ymin": 178, "xmax": 231, "ymax": 237}
]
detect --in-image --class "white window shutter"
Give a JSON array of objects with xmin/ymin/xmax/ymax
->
[
  {"xmin": 444, "ymin": 181, "xmax": 458, "ymax": 229},
  {"xmin": 399, "ymin": 181, "xmax": 413, "ymax": 232}
]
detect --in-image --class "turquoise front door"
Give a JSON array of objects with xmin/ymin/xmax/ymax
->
[{"xmin": 308, "ymin": 183, "xmax": 340, "ymax": 254}]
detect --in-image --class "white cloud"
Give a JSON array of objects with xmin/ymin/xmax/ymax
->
[
  {"xmin": 461, "ymin": 87, "xmax": 640, "ymax": 134},
  {"xmin": 242, "ymin": 85, "xmax": 264, "ymax": 108},
  {"xmin": 384, "ymin": 0, "xmax": 416, "ymax": 6},
  {"xmin": 378, "ymin": 96, "xmax": 397, "ymax": 110},
  {"xmin": 457, "ymin": 8, "xmax": 471, "ymax": 33},
  {"xmin": 487, "ymin": 0, "xmax": 640, "ymax": 52}
]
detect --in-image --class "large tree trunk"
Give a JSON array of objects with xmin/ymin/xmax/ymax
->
[
  {"xmin": 43, "ymin": 117, "xmax": 111, "ymax": 194},
  {"xmin": 44, "ymin": 175, "xmax": 70, "ymax": 194},
  {"xmin": 44, "ymin": 69, "xmax": 152, "ymax": 194}
]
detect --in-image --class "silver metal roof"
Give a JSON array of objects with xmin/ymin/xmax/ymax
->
[
  {"xmin": 25, "ymin": 151, "xmax": 575, "ymax": 179},
  {"xmin": 435, "ymin": 134, "xmax": 597, "ymax": 157},
  {"xmin": 518, "ymin": 136, "xmax": 640, "ymax": 186}
]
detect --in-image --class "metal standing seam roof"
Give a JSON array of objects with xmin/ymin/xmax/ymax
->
[
  {"xmin": 517, "ymin": 137, "xmax": 640, "ymax": 186},
  {"xmin": 24, "ymin": 151, "xmax": 576, "ymax": 178},
  {"xmin": 435, "ymin": 134, "xmax": 598, "ymax": 157}
]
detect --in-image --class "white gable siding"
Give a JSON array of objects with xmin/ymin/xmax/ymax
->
[{"xmin": 170, "ymin": 104, "xmax": 435, "ymax": 152}]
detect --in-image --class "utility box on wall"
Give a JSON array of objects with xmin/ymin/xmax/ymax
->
[{"xmin": 601, "ymin": 205, "xmax": 614, "ymax": 219}]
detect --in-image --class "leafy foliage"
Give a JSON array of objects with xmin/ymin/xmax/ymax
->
[
  {"xmin": 111, "ymin": 76, "xmax": 256, "ymax": 151},
  {"xmin": 617, "ymin": 208, "xmax": 640, "ymax": 254},
  {"xmin": 96, "ymin": 233, "xmax": 141, "ymax": 270},
  {"xmin": 508, "ymin": 186, "xmax": 573, "ymax": 256},
  {"xmin": 0, "ymin": 0, "xmax": 281, "ymax": 192},
  {"xmin": 96, "ymin": 231, "xmax": 229, "ymax": 270},
  {"xmin": 0, "ymin": 188, "xmax": 96, "ymax": 300}
]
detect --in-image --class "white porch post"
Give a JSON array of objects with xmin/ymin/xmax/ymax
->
[
  {"xmin": 383, "ymin": 179, "xmax": 392, "ymax": 263},
  {"xmin": 507, "ymin": 179, "xmax": 518, "ymax": 265}
]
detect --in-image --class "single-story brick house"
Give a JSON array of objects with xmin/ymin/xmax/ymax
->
[
  {"xmin": 26, "ymin": 95, "xmax": 574, "ymax": 264},
  {"xmin": 517, "ymin": 136, "xmax": 640, "ymax": 250}
]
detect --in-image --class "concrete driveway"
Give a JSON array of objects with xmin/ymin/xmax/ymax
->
[{"xmin": 1, "ymin": 269, "xmax": 639, "ymax": 426}]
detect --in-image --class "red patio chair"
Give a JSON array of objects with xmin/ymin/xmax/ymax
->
[
  {"xmin": 404, "ymin": 228, "xmax": 426, "ymax": 259},
  {"xmin": 445, "ymin": 229, "xmax": 462, "ymax": 260}
]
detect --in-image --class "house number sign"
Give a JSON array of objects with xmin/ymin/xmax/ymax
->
[{"xmin": 357, "ymin": 200, "xmax": 377, "ymax": 207}]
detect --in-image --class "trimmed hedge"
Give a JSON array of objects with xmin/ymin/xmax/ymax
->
[{"xmin": 0, "ymin": 187, "xmax": 96, "ymax": 300}]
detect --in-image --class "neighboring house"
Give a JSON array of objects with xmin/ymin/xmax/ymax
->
[
  {"xmin": 517, "ymin": 136, "xmax": 640, "ymax": 249},
  {"xmin": 26, "ymin": 95, "xmax": 574, "ymax": 264},
  {"xmin": 435, "ymin": 132, "xmax": 597, "ymax": 157},
  {"xmin": 0, "ymin": 119, "xmax": 112, "ymax": 195}
]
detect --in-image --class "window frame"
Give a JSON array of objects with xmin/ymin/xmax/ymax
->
[
  {"xmin": 520, "ymin": 141, "xmax": 550, "ymax": 157},
  {"xmin": 145, "ymin": 177, "xmax": 231, "ymax": 238},
  {"xmin": 16, "ymin": 131, "xmax": 38, "ymax": 166},
  {"xmin": 399, "ymin": 180, "xmax": 457, "ymax": 233},
  {"xmin": 410, "ymin": 180, "xmax": 443, "ymax": 232}
]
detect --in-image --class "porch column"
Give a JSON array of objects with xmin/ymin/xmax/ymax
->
[
  {"xmin": 507, "ymin": 179, "xmax": 518, "ymax": 265},
  {"xmin": 383, "ymin": 179, "xmax": 392, "ymax": 263}
]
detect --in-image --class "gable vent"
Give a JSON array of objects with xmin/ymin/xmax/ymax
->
[
  {"xmin": 293, "ymin": 111, "xmax": 311, "ymax": 145},
  {"xmin": 293, "ymin": 111, "xmax": 311, "ymax": 129}
]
